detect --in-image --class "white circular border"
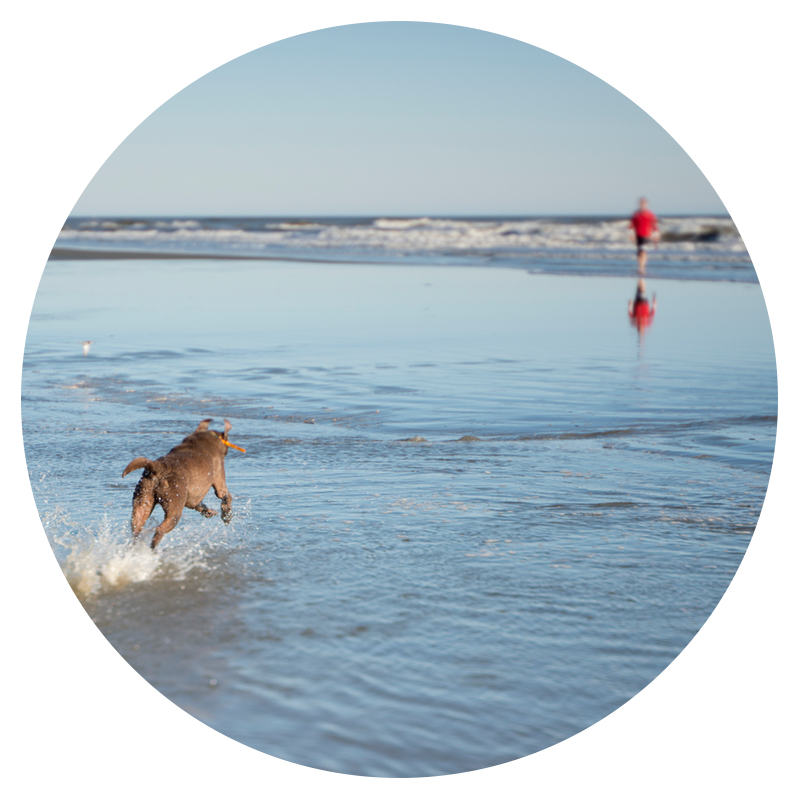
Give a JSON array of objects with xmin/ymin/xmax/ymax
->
[{"xmin": 2, "ymin": 2, "xmax": 796, "ymax": 797}]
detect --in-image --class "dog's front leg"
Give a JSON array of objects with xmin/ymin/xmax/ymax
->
[
  {"xmin": 212, "ymin": 481, "xmax": 233, "ymax": 523},
  {"xmin": 191, "ymin": 502, "xmax": 218, "ymax": 518}
]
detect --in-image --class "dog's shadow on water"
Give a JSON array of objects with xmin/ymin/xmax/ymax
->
[{"xmin": 42, "ymin": 503, "xmax": 253, "ymax": 602}]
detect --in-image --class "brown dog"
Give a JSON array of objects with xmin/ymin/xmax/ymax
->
[{"xmin": 122, "ymin": 418, "xmax": 239, "ymax": 549}]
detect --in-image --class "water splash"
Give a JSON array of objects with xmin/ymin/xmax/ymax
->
[{"xmin": 40, "ymin": 503, "xmax": 250, "ymax": 600}]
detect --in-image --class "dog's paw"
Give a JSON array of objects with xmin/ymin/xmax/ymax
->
[
  {"xmin": 221, "ymin": 508, "xmax": 233, "ymax": 524},
  {"xmin": 201, "ymin": 508, "xmax": 218, "ymax": 518}
]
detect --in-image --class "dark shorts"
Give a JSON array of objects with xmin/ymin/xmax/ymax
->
[{"xmin": 636, "ymin": 235, "xmax": 651, "ymax": 252}]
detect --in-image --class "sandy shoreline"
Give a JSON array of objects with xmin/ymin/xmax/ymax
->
[
  {"xmin": 46, "ymin": 246, "xmax": 758, "ymax": 284},
  {"xmin": 49, "ymin": 247, "xmax": 270, "ymax": 261},
  {"xmin": 48, "ymin": 247, "xmax": 410, "ymax": 266}
]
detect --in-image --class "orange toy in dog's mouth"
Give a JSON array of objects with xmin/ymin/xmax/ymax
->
[{"xmin": 221, "ymin": 439, "xmax": 246, "ymax": 453}]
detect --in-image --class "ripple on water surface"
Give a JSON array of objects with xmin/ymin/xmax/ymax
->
[{"xmin": 23, "ymin": 263, "xmax": 775, "ymax": 776}]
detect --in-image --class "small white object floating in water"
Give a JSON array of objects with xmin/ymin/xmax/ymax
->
[{"xmin": 81, "ymin": 340, "xmax": 93, "ymax": 357}]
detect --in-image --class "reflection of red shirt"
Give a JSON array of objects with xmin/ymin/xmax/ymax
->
[
  {"xmin": 630, "ymin": 299, "xmax": 655, "ymax": 327},
  {"xmin": 630, "ymin": 210, "xmax": 658, "ymax": 237}
]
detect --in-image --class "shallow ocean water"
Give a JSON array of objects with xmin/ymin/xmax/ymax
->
[{"xmin": 23, "ymin": 258, "xmax": 775, "ymax": 776}]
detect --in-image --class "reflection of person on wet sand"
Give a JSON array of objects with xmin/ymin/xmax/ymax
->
[
  {"xmin": 629, "ymin": 197, "xmax": 660, "ymax": 274},
  {"xmin": 628, "ymin": 278, "xmax": 656, "ymax": 334}
]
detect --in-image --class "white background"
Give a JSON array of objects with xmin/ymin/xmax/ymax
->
[{"xmin": 2, "ymin": 1, "xmax": 797, "ymax": 796}]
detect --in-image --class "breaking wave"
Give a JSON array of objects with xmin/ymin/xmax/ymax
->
[{"xmin": 52, "ymin": 215, "xmax": 755, "ymax": 281}]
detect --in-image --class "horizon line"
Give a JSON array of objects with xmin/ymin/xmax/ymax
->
[{"xmin": 65, "ymin": 211, "xmax": 732, "ymax": 220}]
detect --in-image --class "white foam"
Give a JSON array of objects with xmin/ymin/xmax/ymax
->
[
  {"xmin": 41, "ymin": 505, "xmax": 245, "ymax": 601},
  {"xmin": 55, "ymin": 216, "xmax": 750, "ymax": 266}
]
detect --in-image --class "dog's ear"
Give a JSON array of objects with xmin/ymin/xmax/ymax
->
[
  {"xmin": 195, "ymin": 419, "xmax": 213, "ymax": 432},
  {"xmin": 224, "ymin": 419, "xmax": 232, "ymax": 436}
]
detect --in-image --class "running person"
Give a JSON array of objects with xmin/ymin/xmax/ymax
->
[{"xmin": 629, "ymin": 197, "xmax": 660, "ymax": 274}]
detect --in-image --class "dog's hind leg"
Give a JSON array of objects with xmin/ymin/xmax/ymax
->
[
  {"xmin": 150, "ymin": 506, "xmax": 184, "ymax": 550},
  {"xmin": 131, "ymin": 485, "xmax": 156, "ymax": 540}
]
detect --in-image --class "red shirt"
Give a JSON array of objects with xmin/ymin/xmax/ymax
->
[{"xmin": 630, "ymin": 209, "xmax": 658, "ymax": 238}]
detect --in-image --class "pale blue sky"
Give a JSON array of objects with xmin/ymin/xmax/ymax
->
[{"xmin": 72, "ymin": 22, "xmax": 726, "ymax": 217}]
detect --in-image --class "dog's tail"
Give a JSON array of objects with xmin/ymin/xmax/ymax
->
[{"xmin": 122, "ymin": 457, "xmax": 163, "ymax": 478}]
